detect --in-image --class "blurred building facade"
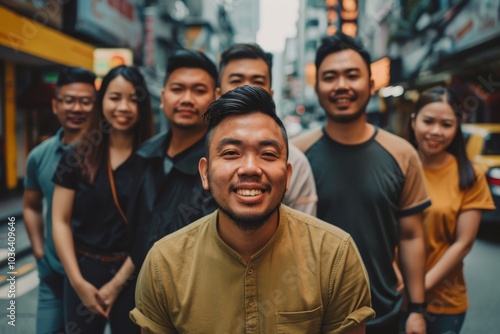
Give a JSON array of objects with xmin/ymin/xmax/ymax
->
[
  {"xmin": 229, "ymin": 0, "xmax": 260, "ymax": 44},
  {"xmin": 0, "ymin": 0, "xmax": 236, "ymax": 192},
  {"xmin": 281, "ymin": 0, "xmax": 500, "ymax": 134}
]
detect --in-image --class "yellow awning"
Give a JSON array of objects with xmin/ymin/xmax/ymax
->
[{"xmin": 0, "ymin": 6, "xmax": 94, "ymax": 70}]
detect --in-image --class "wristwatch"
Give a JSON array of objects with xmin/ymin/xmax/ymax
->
[{"xmin": 407, "ymin": 302, "xmax": 427, "ymax": 314}]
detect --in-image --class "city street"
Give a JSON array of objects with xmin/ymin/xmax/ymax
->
[{"xmin": 0, "ymin": 220, "xmax": 499, "ymax": 333}]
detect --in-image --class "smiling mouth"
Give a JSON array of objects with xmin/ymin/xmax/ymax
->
[
  {"xmin": 333, "ymin": 98, "xmax": 352, "ymax": 103},
  {"xmin": 236, "ymin": 189, "xmax": 263, "ymax": 197},
  {"xmin": 116, "ymin": 115, "xmax": 130, "ymax": 122},
  {"xmin": 67, "ymin": 116, "xmax": 87, "ymax": 123},
  {"xmin": 175, "ymin": 109, "xmax": 197, "ymax": 114}
]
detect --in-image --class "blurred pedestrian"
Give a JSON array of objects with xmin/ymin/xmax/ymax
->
[
  {"xmin": 406, "ymin": 86, "xmax": 495, "ymax": 334},
  {"xmin": 131, "ymin": 85, "xmax": 374, "ymax": 333},
  {"xmin": 218, "ymin": 43, "xmax": 318, "ymax": 215},
  {"xmin": 52, "ymin": 65, "xmax": 153, "ymax": 333},
  {"xmin": 292, "ymin": 32, "xmax": 430, "ymax": 334},
  {"xmin": 127, "ymin": 50, "xmax": 219, "ymax": 271},
  {"xmin": 23, "ymin": 66, "xmax": 96, "ymax": 334}
]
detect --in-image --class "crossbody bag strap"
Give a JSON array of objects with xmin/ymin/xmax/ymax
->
[{"xmin": 107, "ymin": 160, "xmax": 128, "ymax": 224}]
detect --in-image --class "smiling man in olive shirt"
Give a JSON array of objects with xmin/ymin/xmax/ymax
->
[{"xmin": 130, "ymin": 86, "xmax": 374, "ymax": 334}]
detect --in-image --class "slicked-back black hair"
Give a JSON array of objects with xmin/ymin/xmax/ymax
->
[
  {"xmin": 315, "ymin": 32, "xmax": 371, "ymax": 77},
  {"xmin": 164, "ymin": 49, "xmax": 218, "ymax": 86},
  {"xmin": 407, "ymin": 86, "xmax": 476, "ymax": 190},
  {"xmin": 55, "ymin": 67, "xmax": 96, "ymax": 95},
  {"xmin": 218, "ymin": 43, "xmax": 273, "ymax": 86},
  {"xmin": 203, "ymin": 85, "xmax": 288, "ymax": 159}
]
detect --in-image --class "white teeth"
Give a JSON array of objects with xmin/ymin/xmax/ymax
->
[{"xmin": 237, "ymin": 189, "xmax": 263, "ymax": 196}]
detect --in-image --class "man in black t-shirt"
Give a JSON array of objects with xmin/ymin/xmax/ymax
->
[
  {"xmin": 128, "ymin": 50, "xmax": 218, "ymax": 269},
  {"xmin": 293, "ymin": 33, "xmax": 430, "ymax": 334}
]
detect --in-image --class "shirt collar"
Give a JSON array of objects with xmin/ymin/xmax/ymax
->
[
  {"xmin": 136, "ymin": 131, "xmax": 169, "ymax": 159},
  {"xmin": 172, "ymin": 135, "xmax": 206, "ymax": 175},
  {"xmin": 55, "ymin": 128, "xmax": 70, "ymax": 154},
  {"xmin": 136, "ymin": 131, "xmax": 207, "ymax": 175},
  {"xmin": 210, "ymin": 205, "xmax": 287, "ymax": 264}
]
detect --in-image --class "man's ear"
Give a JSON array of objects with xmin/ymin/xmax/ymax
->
[
  {"xmin": 199, "ymin": 157, "xmax": 210, "ymax": 190},
  {"xmin": 52, "ymin": 98, "xmax": 58, "ymax": 115},
  {"xmin": 160, "ymin": 89, "xmax": 165, "ymax": 109},
  {"xmin": 369, "ymin": 77, "xmax": 375, "ymax": 96},
  {"xmin": 215, "ymin": 87, "xmax": 222, "ymax": 99},
  {"xmin": 286, "ymin": 162, "xmax": 292, "ymax": 191}
]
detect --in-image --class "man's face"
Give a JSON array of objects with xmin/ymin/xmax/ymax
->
[
  {"xmin": 315, "ymin": 49, "xmax": 374, "ymax": 124},
  {"xmin": 52, "ymin": 82, "xmax": 96, "ymax": 133},
  {"xmin": 162, "ymin": 68, "xmax": 216, "ymax": 131},
  {"xmin": 199, "ymin": 113, "xmax": 291, "ymax": 230},
  {"xmin": 217, "ymin": 58, "xmax": 273, "ymax": 96}
]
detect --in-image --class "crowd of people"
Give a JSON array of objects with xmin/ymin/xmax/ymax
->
[{"xmin": 23, "ymin": 32, "xmax": 494, "ymax": 334}]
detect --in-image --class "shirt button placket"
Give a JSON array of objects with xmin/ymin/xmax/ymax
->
[{"xmin": 245, "ymin": 265, "xmax": 258, "ymax": 333}]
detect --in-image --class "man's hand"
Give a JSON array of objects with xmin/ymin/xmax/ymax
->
[{"xmin": 406, "ymin": 312, "xmax": 426, "ymax": 334}]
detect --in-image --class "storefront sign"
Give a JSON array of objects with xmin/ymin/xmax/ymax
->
[
  {"xmin": 93, "ymin": 48, "xmax": 133, "ymax": 89},
  {"xmin": 76, "ymin": 1, "xmax": 142, "ymax": 54},
  {"xmin": 0, "ymin": 0, "xmax": 63, "ymax": 29}
]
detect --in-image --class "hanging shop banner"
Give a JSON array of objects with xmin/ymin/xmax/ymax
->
[
  {"xmin": 399, "ymin": 0, "xmax": 500, "ymax": 79},
  {"xmin": 75, "ymin": 1, "xmax": 142, "ymax": 54},
  {"xmin": 0, "ymin": 0, "xmax": 63, "ymax": 29},
  {"xmin": 444, "ymin": 0, "xmax": 500, "ymax": 53}
]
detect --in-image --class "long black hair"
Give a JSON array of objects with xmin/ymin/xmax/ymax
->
[
  {"xmin": 408, "ymin": 86, "xmax": 476, "ymax": 190},
  {"xmin": 80, "ymin": 65, "xmax": 153, "ymax": 183}
]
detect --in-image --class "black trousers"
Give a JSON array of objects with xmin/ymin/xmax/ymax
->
[{"xmin": 63, "ymin": 255, "xmax": 140, "ymax": 334}]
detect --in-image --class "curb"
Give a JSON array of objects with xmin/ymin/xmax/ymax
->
[
  {"xmin": 0, "ymin": 211, "xmax": 23, "ymax": 226},
  {"xmin": 0, "ymin": 246, "xmax": 32, "ymax": 268}
]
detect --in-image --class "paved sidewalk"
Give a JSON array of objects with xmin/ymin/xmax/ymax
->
[
  {"xmin": 0, "ymin": 193, "xmax": 28, "ymax": 267},
  {"xmin": 0, "ymin": 194, "xmax": 23, "ymax": 222}
]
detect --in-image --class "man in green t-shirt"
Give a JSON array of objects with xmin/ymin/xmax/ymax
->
[{"xmin": 24, "ymin": 67, "xmax": 96, "ymax": 334}]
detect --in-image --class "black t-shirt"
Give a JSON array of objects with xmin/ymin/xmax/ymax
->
[
  {"xmin": 53, "ymin": 150, "xmax": 141, "ymax": 253},
  {"xmin": 294, "ymin": 127, "xmax": 430, "ymax": 326}
]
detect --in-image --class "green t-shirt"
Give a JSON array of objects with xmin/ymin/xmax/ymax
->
[{"xmin": 24, "ymin": 128, "xmax": 68, "ymax": 275}]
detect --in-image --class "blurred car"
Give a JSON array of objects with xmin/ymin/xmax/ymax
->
[{"xmin": 462, "ymin": 123, "xmax": 500, "ymax": 223}]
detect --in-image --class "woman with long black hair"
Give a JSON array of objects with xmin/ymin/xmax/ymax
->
[
  {"xmin": 407, "ymin": 86, "xmax": 495, "ymax": 333},
  {"xmin": 52, "ymin": 65, "xmax": 153, "ymax": 333}
]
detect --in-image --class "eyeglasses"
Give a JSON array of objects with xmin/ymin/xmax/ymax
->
[{"xmin": 56, "ymin": 96, "xmax": 95, "ymax": 111}]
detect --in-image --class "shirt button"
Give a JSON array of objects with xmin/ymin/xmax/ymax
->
[
  {"xmin": 248, "ymin": 299, "xmax": 254, "ymax": 306},
  {"xmin": 248, "ymin": 268, "xmax": 254, "ymax": 275}
]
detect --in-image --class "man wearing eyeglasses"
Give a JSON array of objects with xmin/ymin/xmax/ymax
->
[{"xmin": 23, "ymin": 67, "xmax": 96, "ymax": 334}]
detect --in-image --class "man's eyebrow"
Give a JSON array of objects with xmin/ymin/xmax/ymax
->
[
  {"xmin": 259, "ymin": 139, "xmax": 282, "ymax": 152},
  {"xmin": 216, "ymin": 138, "xmax": 243, "ymax": 151},
  {"xmin": 321, "ymin": 68, "xmax": 361, "ymax": 76},
  {"xmin": 228, "ymin": 73, "xmax": 267, "ymax": 80},
  {"xmin": 216, "ymin": 138, "xmax": 283, "ymax": 152}
]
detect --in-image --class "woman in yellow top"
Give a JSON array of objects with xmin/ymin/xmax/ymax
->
[{"xmin": 407, "ymin": 86, "xmax": 495, "ymax": 333}]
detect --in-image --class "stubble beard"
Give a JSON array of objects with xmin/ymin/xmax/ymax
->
[
  {"xmin": 209, "ymin": 174, "xmax": 286, "ymax": 231},
  {"xmin": 320, "ymin": 95, "xmax": 370, "ymax": 124}
]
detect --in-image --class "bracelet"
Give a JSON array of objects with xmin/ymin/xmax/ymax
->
[{"xmin": 407, "ymin": 302, "xmax": 427, "ymax": 314}]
